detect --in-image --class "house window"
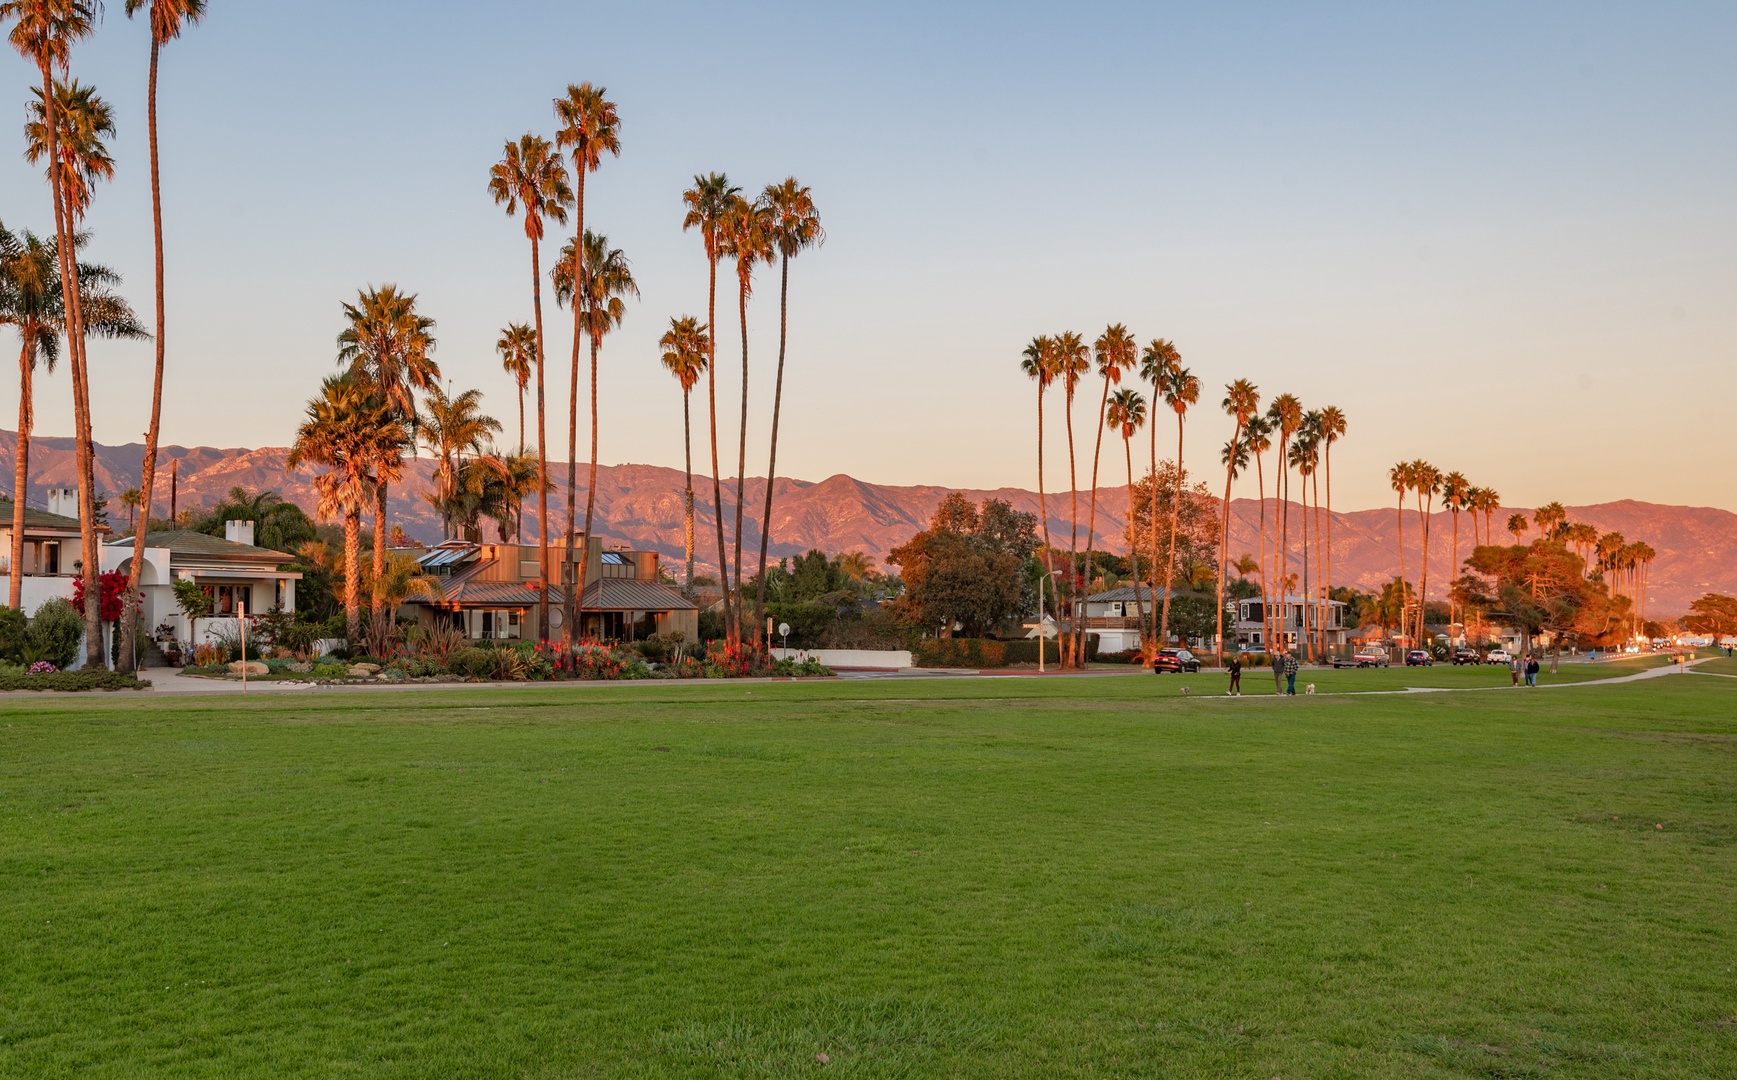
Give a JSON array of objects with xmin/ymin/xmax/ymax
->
[
  {"xmin": 41, "ymin": 541, "xmax": 59, "ymax": 575},
  {"xmin": 202, "ymin": 584, "xmax": 252, "ymax": 616},
  {"xmin": 478, "ymin": 609, "xmax": 522, "ymax": 640},
  {"xmin": 275, "ymin": 580, "xmax": 287, "ymax": 612}
]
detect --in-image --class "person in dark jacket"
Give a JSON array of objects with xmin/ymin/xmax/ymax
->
[{"xmin": 1227, "ymin": 654, "xmax": 1242, "ymax": 696}]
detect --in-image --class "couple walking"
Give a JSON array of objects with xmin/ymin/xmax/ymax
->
[{"xmin": 1510, "ymin": 654, "xmax": 1540, "ymax": 687}]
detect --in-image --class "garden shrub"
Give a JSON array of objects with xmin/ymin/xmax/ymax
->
[
  {"xmin": 912, "ymin": 638, "xmax": 1009, "ymax": 668},
  {"xmin": 633, "ymin": 636, "xmax": 670, "ymax": 664},
  {"xmin": 0, "ymin": 606, "xmax": 26, "ymax": 663},
  {"xmin": 450, "ymin": 647, "xmax": 495, "ymax": 679},
  {"xmin": 999, "ymin": 638, "xmax": 1062, "ymax": 665},
  {"xmin": 0, "ymin": 669, "xmax": 148, "ymax": 691},
  {"xmin": 25, "ymin": 598, "xmax": 83, "ymax": 670}
]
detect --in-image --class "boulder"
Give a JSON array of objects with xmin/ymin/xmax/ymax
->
[
  {"xmin": 227, "ymin": 660, "xmax": 270, "ymax": 676},
  {"xmin": 348, "ymin": 663, "xmax": 381, "ymax": 676}
]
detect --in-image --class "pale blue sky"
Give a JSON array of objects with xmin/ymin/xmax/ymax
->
[{"xmin": 2, "ymin": 1, "xmax": 1734, "ymax": 511}]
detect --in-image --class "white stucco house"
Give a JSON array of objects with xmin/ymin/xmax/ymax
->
[
  {"xmin": 103, "ymin": 520, "xmax": 301, "ymax": 650},
  {"xmin": 0, "ymin": 489, "xmax": 107, "ymax": 614}
]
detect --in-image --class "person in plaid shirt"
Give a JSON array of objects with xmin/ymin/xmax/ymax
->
[{"xmin": 1282, "ymin": 652, "xmax": 1300, "ymax": 696}]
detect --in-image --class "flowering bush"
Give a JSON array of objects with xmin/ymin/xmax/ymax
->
[
  {"xmin": 72, "ymin": 569, "xmax": 139, "ymax": 623},
  {"xmin": 27, "ymin": 660, "xmax": 57, "ymax": 675}
]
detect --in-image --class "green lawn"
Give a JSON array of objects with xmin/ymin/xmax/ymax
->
[{"xmin": 2, "ymin": 672, "xmax": 1734, "ymax": 1077}]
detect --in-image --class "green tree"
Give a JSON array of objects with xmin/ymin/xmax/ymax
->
[
  {"xmin": 191, "ymin": 487, "xmax": 317, "ymax": 554},
  {"xmin": 490, "ymin": 133, "xmax": 572, "ymax": 643},
  {"xmin": 888, "ymin": 494, "xmax": 1038, "ymax": 638},
  {"xmin": 418, "ymin": 387, "xmax": 500, "ymax": 539},
  {"xmin": 1683, "ymin": 593, "xmax": 1737, "ymax": 643}
]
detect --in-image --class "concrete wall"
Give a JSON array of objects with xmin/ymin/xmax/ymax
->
[
  {"xmin": 0, "ymin": 574, "xmax": 76, "ymax": 616},
  {"xmin": 771, "ymin": 647, "xmax": 912, "ymax": 670}
]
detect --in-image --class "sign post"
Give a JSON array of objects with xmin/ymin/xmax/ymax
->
[{"xmin": 239, "ymin": 600, "xmax": 247, "ymax": 695}]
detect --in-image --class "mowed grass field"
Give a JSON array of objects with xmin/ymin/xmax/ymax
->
[{"xmin": 1, "ymin": 668, "xmax": 1734, "ymax": 1077}]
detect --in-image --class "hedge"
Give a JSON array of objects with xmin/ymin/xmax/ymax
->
[
  {"xmin": 0, "ymin": 670, "xmax": 150, "ymax": 692},
  {"xmin": 913, "ymin": 637, "xmax": 1093, "ymax": 668}
]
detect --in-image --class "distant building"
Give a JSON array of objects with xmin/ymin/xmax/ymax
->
[
  {"xmin": 105, "ymin": 520, "xmax": 303, "ymax": 645},
  {"xmin": 0, "ymin": 491, "xmax": 102, "ymax": 614},
  {"xmin": 1231, "ymin": 595, "xmax": 1348, "ymax": 651}
]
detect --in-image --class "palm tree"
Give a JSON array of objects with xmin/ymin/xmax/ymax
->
[
  {"xmin": 118, "ymin": 486, "xmax": 141, "ymax": 530},
  {"xmin": 553, "ymin": 229, "xmax": 637, "ymax": 641},
  {"xmin": 1632, "ymin": 540, "xmax": 1655, "ymax": 634},
  {"xmin": 1020, "ymin": 335, "xmax": 1059, "ymax": 622},
  {"xmin": 1084, "ymin": 325, "xmax": 1135, "ymax": 654},
  {"xmin": 287, "ymin": 375, "xmax": 406, "ymax": 642},
  {"xmin": 1107, "ymin": 387, "xmax": 1147, "ymax": 641},
  {"xmin": 1410, "ymin": 460, "xmax": 1441, "ymax": 645},
  {"xmin": 1533, "ymin": 501, "xmax": 1567, "ymax": 541},
  {"xmin": 1216, "ymin": 379, "xmax": 1260, "ymax": 662},
  {"xmin": 1053, "ymin": 330, "xmax": 1090, "ymax": 665},
  {"xmin": 20, "ymin": 64, "xmax": 109, "ymax": 668},
  {"xmin": 1508, "ymin": 514, "xmax": 1529, "ymax": 544},
  {"xmin": 553, "ymin": 82, "xmax": 620, "ymax": 639},
  {"xmin": 1138, "ymin": 339, "xmax": 1179, "ymax": 654},
  {"xmin": 1157, "ymin": 363, "xmax": 1200, "ymax": 650},
  {"xmin": 336, "ymin": 285, "xmax": 439, "ymax": 637},
  {"xmin": 681, "ymin": 172, "xmax": 740, "ymax": 645},
  {"xmin": 717, "ymin": 193, "xmax": 774, "ymax": 646},
  {"xmin": 660, "ymin": 316, "xmax": 709, "ymax": 596},
  {"xmin": 1242, "ymin": 415, "xmax": 1273, "ymax": 649},
  {"xmin": 117, "ymin": 0, "xmax": 203, "ymax": 670},
  {"xmin": 420, "ymin": 386, "xmax": 501, "ymax": 539},
  {"xmin": 752, "ymin": 178, "xmax": 824, "ymax": 639},
  {"xmin": 1218, "ymin": 435, "xmax": 1251, "ymax": 649},
  {"xmin": 1440, "ymin": 471, "xmax": 1469, "ymax": 632},
  {"xmin": 475, "ymin": 449, "xmax": 540, "ymax": 543},
  {"xmin": 1477, "ymin": 488, "xmax": 1500, "ymax": 548},
  {"xmin": 496, "ymin": 322, "xmax": 534, "ymax": 453},
  {"xmin": 0, "ymin": 228, "xmax": 141, "ymax": 609},
  {"xmin": 1290, "ymin": 413, "xmax": 1322, "ymax": 658},
  {"xmin": 1389, "ymin": 462, "xmax": 1412, "ymax": 647},
  {"xmin": 1265, "ymin": 393, "xmax": 1302, "ymax": 650},
  {"xmin": 489, "ymin": 134, "xmax": 572, "ymax": 643},
  {"xmin": 1317, "ymin": 405, "xmax": 1346, "ymax": 649}
]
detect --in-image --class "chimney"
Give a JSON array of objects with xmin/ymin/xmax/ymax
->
[
  {"xmin": 46, "ymin": 488, "xmax": 79, "ymax": 520},
  {"xmin": 225, "ymin": 520, "xmax": 255, "ymax": 546}
]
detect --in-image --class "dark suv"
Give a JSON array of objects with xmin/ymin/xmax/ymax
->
[
  {"xmin": 1405, "ymin": 649, "xmax": 1434, "ymax": 667},
  {"xmin": 1152, "ymin": 648, "xmax": 1201, "ymax": 674},
  {"xmin": 1450, "ymin": 648, "xmax": 1480, "ymax": 666}
]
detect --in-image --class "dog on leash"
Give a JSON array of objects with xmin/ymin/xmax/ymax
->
[{"xmin": 1305, "ymin": 683, "xmax": 1316, "ymax": 695}]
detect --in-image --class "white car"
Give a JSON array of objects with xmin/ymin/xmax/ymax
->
[{"xmin": 1484, "ymin": 649, "xmax": 1513, "ymax": 665}]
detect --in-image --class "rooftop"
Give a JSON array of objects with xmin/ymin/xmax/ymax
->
[
  {"xmin": 112, "ymin": 529, "xmax": 294, "ymax": 563},
  {"xmin": 0, "ymin": 497, "xmax": 87, "ymax": 533}
]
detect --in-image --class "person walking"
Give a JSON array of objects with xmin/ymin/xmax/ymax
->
[
  {"xmin": 1509, "ymin": 654, "xmax": 1521, "ymax": 687},
  {"xmin": 1524, "ymin": 655, "xmax": 1539, "ymax": 687},
  {"xmin": 1283, "ymin": 651, "xmax": 1300, "ymax": 696},
  {"xmin": 1227, "ymin": 653, "xmax": 1242, "ymax": 696}
]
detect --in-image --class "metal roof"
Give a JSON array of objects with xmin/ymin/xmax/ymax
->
[
  {"xmin": 1086, "ymin": 586, "xmax": 1193, "ymax": 603},
  {"xmin": 419, "ymin": 543, "xmax": 479, "ymax": 569},
  {"xmin": 581, "ymin": 578, "xmax": 697, "ymax": 612}
]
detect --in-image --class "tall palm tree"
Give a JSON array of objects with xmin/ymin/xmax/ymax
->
[
  {"xmin": 752, "ymin": 178, "xmax": 824, "ymax": 638},
  {"xmin": 1289, "ymin": 415, "xmax": 1320, "ymax": 658},
  {"xmin": 1480, "ymin": 489, "xmax": 1501, "ymax": 549},
  {"xmin": 419, "ymin": 386, "xmax": 500, "ymax": 539},
  {"xmin": 1265, "ymin": 393, "xmax": 1302, "ymax": 649},
  {"xmin": 1085, "ymin": 325, "xmax": 1135, "ymax": 656},
  {"xmin": 660, "ymin": 316, "xmax": 709, "ymax": 596},
  {"xmin": 717, "ymin": 193, "xmax": 774, "ymax": 646},
  {"xmin": 1463, "ymin": 486, "xmax": 1485, "ymax": 548},
  {"xmin": 1632, "ymin": 540, "xmax": 1655, "ymax": 634},
  {"xmin": 336, "ymin": 285, "xmax": 438, "ymax": 635},
  {"xmin": 1389, "ymin": 462, "xmax": 1412, "ymax": 647},
  {"xmin": 21, "ymin": 67, "xmax": 109, "ymax": 667},
  {"xmin": 1317, "ymin": 405, "xmax": 1346, "ymax": 649},
  {"xmin": 117, "ymin": 0, "xmax": 203, "ymax": 671},
  {"xmin": 1107, "ymin": 387, "xmax": 1147, "ymax": 641},
  {"xmin": 1157, "ymin": 363, "xmax": 1200, "ymax": 650},
  {"xmin": 553, "ymin": 229, "xmax": 637, "ymax": 641},
  {"xmin": 1138, "ymin": 339, "xmax": 1179, "ymax": 654},
  {"xmin": 553, "ymin": 82, "xmax": 620, "ymax": 638},
  {"xmin": 1020, "ymin": 335, "xmax": 1059, "ymax": 620},
  {"xmin": 1053, "ymin": 330, "xmax": 1090, "ymax": 665},
  {"xmin": 1242, "ymin": 414, "xmax": 1273, "ymax": 650},
  {"xmin": 489, "ymin": 134, "xmax": 571, "ymax": 643},
  {"xmin": 287, "ymin": 376, "xmax": 406, "ymax": 642},
  {"xmin": 681, "ymin": 172, "xmax": 740, "ymax": 645},
  {"xmin": 496, "ymin": 322, "xmax": 534, "ymax": 453},
  {"xmin": 1216, "ymin": 379, "xmax": 1260, "ymax": 662},
  {"xmin": 1410, "ymin": 460, "xmax": 1441, "ymax": 645},
  {"xmin": 1440, "ymin": 470, "xmax": 1469, "ymax": 632},
  {"xmin": 1533, "ymin": 501, "xmax": 1567, "ymax": 541}
]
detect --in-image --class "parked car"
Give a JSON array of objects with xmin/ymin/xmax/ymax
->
[
  {"xmin": 1484, "ymin": 649, "xmax": 1513, "ymax": 665},
  {"xmin": 1404, "ymin": 649, "xmax": 1434, "ymax": 667},
  {"xmin": 1332, "ymin": 648, "xmax": 1389, "ymax": 668},
  {"xmin": 1152, "ymin": 648, "xmax": 1201, "ymax": 673},
  {"xmin": 1450, "ymin": 648, "xmax": 1481, "ymax": 665}
]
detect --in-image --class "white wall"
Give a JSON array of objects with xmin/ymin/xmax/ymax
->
[
  {"xmin": 771, "ymin": 647, "xmax": 912, "ymax": 670},
  {"xmin": 0, "ymin": 575, "xmax": 76, "ymax": 616}
]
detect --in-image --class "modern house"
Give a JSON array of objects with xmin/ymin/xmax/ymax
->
[
  {"xmin": 0, "ymin": 489, "xmax": 102, "ymax": 614},
  {"xmin": 1080, "ymin": 586, "xmax": 1200, "ymax": 652},
  {"xmin": 1230, "ymin": 595, "xmax": 1349, "ymax": 651},
  {"xmin": 400, "ymin": 537, "xmax": 697, "ymax": 643},
  {"xmin": 103, "ymin": 520, "xmax": 301, "ymax": 647}
]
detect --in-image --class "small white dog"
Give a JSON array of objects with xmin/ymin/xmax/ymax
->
[
  {"xmin": 1305, "ymin": 683, "xmax": 1317, "ymax": 695},
  {"xmin": 1180, "ymin": 685, "xmax": 1192, "ymax": 696}
]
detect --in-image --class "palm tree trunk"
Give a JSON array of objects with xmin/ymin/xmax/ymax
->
[
  {"xmin": 120, "ymin": 36, "xmax": 168, "ymax": 674},
  {"xmin": 1081, "ymin": 374, "xmax": 1113, "ymax": 664},
  {"xmin": 704, "ymin": 250, "xmax": 732, "ymax": 646},
  {"xmin": 1418, "ymin": 492, "xmax": 1433, "ymax": 648},
  {"xmin": 1255, "ymin": 451, "xmax": 1268, "ymax": 652},
  {"xmin": 1298, "ymin": 469, "xmax": 1310, "ymax": 662},
  {"xmin": 1158, "ymin": 416, "xmax": 1183, "ymax": 649},
  {"xmin": 344, "ymin": 507, "xmax": 362, "ymax": 642},
  {"xmin": 1216, "ymin": 422, "xmax": 1242, "ymax": 665},
  {"xmin": 1036, "ymin": 382, "xmax": 1055, "ymax": 644},
  {"xmin": 753, "ymin": 254, "xmax": 791, "ymax": 640},
  {"xmin": 10, "ymin": 346, "xmax": 31, "ymax": 610},
  {"xmin": 1147, "ymin": 384, "xmax": 1161, "ymax": 658},
  {"xmin": 1394, "ymin": 493, "xmax": 1407, "ymax": 650},
  {"xmin": 1449, "ymin": 509, "xmax": 1459, "ymax": 638},
  {"xmin": 732, "ymin": 273, "xmax": 751, "ymax": 649},
  {"xmin": 1124, "ymin": 436, "xmax": 1145, "ymax": 638},
  {"xmin": 1313, "ymin": 466, "xmax": 1324, "ymax": 656},
  {"xmin": 1324, "ymin": 443, "xmax": 1335, "ymax": 652},
  {"xmin": 529, "ymin": 237, "xmax": 551, "ymax": 645},
  {"xmin": 577, "ymin": 336, "xmax": 601, "ymax": 640},
  {"xmin": 1063, "ymin": 389, "xmax": 1079, "ymax": 666},
  {"xmin": 682, "ymin": 387, "xmax": 695, "ymax": 596},
  {"xmin": 1278, "ymin": 441, "xmax": 1290, "ymax": 654},
  {"xmin": 372, "ymin": 480, "xmax": 388, "ymax": 637},
  {"xmin": 517, "ymin": 385, "xmax": 525, "ymax": 455}
]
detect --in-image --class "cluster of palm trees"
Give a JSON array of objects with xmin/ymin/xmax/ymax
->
[
  {"xmin": 1384, "ymin": 463, "xmax": 1501, "ymax": 646},
  {"xmin": 0, "ymin": 0, "xmax": 202, "ymax": 672},
  {"xmin": 1020, "ymin": 327, "xmax": 1349, "ymax": 666}
]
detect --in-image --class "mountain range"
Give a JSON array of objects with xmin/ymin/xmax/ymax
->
[{"xmin": 3, "ymin": 431, "xmax": 1730, "ymax": 615}]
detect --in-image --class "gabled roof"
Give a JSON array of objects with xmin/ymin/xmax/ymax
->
[
  {"xmin": 408, "ymin": 576, "xmax": 696, "ymax": 613},
  {"xmin": 1087, "ymin": 586, "xmax": 1196, "ymax": 603},
  {"xmin": 119, "ymin": 529, "xmax": 294, "ymax": 563},
  {"xmin": 0, "ymin": 497, "xmax": 85, "ymax": 533}
]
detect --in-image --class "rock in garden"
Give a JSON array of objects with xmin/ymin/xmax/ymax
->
[
  {"xmin": 349, "ymin": 663, "xmax": 381, "ymax": 676},
  {"xmin": 227, "ymin": 661, "xmax": 269, "ymax": 676}
]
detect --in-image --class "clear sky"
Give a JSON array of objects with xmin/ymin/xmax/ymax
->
[{"xmin": 2, "ymin": 1, "xmax": 1734, "ymax": 513}]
